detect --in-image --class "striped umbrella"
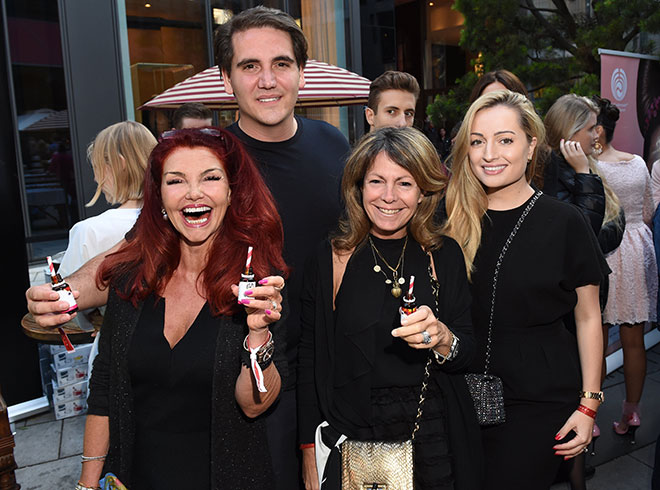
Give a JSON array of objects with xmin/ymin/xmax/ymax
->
[{"xmin": 138, "ymin": 60, "xmax": 371, "ymax": 110}]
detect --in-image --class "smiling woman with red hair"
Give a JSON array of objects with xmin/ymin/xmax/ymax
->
[{"xmin": 78, "ymin": 128, "xmax": 289, "ymax": 490}]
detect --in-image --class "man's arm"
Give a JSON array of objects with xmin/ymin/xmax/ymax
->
[{"xmin": 25, "ymin": 240, "xmax": 125, "ymax": 327}]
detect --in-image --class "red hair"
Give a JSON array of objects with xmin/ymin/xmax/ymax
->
[{"xmin": 97, "ymin": 127, "xmax": 288, "ymax": 316}]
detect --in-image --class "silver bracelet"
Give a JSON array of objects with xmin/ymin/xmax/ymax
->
[
  {"xmin": 75, "ymin": 483, "xmax": 101, "ymax": 490},
  {"xmin": 80, "ymin": 454, "xmax": 107, "ymax": 462},
  {"xmin": 433, "ymin": 332, "xmax": 459, "ymax": 365}
]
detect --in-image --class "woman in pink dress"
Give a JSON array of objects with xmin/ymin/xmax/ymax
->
[{"xmin": 594, "ymin": 96, "xmax": 657, "ymax": 442}]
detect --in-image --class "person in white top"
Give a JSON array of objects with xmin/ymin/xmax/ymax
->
[{"xmin": 57, "ymin": 121, "xmax": 156, "ymax": 386}]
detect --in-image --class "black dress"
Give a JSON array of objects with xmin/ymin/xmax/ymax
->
[
  {"xmin": 298, "ymin": 234, "xmax": 481, "ymax": 490},
  {"xmin": 468, "ymin": 193, "xmax": 606, "ymax": 490},
  {"xmin": 128, "ymin": 296, "xmax": 216, "ymax": 489}
]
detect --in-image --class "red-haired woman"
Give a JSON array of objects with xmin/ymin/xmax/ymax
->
[{"xmin": 76, "ymin": 128, "xmax": 288, "ymax": 490}]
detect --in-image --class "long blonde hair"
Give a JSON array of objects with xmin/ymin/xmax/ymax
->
[
  {"xmin": 544, "ymin": 94, "xmax": 621, "ymax": 225},
  {"xmin": 444, "ymin": 90, "xmax": 546, "ymax": 278},
  {"xmin": 333, "ymin": 127, "xmax": 448, "ymax": 253},
  {"xmin": 86, "ymin": 121, "xmax": 157, "ymax": 207}
]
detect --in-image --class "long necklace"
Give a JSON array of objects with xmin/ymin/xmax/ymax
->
[{"xmin": 368, "ymin": 235, "xmax": 408, "ymax": 297}]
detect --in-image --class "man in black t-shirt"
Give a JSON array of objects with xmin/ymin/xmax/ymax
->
[{"xmin": 215, "ymin": 7, "xmax": 350, "ymax": 489}]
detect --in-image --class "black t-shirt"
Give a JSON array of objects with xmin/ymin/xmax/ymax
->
[{"xmin": 226, "ymin": 116, "xmax": 350, "ymax": 389}]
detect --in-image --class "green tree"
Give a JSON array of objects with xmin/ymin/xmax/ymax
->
[{"xmin": 427, "ymin": 0, "xmax": 660, "ymax": 128}]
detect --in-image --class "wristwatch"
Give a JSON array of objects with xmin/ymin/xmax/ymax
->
[
  {"xmin": 242, "ymin": 332, "xmax": 275, "ymax": 369},
  {"xmin": 255, "ymin": 336, "xmax": 275, "ymax": 366},
  {"xmin": 579, "ymin": 390, "xmax": 604, "ymax": 403},
  {"xmin": 433, "ymin": 332, "xmax": 459, "ymax": 365}
]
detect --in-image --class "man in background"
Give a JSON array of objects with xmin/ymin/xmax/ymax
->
[{"xmin": 364, "ymin": 70, "xmax": 420, "ymax": 129}]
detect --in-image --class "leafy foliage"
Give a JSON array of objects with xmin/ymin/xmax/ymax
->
[{"xmin": 427, "ymin": 0, "xmax": 660, "ymax": 128}]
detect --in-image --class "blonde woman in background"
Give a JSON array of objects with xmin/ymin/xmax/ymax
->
[
  {"xmin": 58, "ymin": 121, "xmax": 156, "ymax": 281},
  {"xmin": 57, "ymin": 121, "xmax": 156, "ymax": 385},
  {"xmin": 444, "ymin": 90, "xmax": 606, "ymax": 489}
]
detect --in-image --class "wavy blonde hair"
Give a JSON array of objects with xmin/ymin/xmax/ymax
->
[
  {"xmin": 333, "ymin": 127, "xmax": 448, "ymax": 253},
  {"xmin": 544, "ymin": 94, "xmax": 621, "ymax": 225},
  {"xmin": 444, "ymin": 90, "xmax": 546, "ymax": 278},
  {"xmin": 86, "ymin": 121, "xmax": 157, "ymax": 207}
]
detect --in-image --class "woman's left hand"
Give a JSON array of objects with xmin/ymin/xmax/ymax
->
[
  {"xmin": 232, "ymin": 275, "xmax": 285, "ymax": 332},
  {"xmin": 552, "ymin": 410, "xmax": 594, "ymax": 459},
  {"xmin": 392, "ymin": 305, "xmax": 452, "ymax": 350}
]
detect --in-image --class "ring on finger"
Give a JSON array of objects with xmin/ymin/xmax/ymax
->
[
  {"xmin": 421, "ymin": 330, "xmax": 432, "ymax": 345},
  {"xmin": 271, "ymin": 300, "xmax": 278, "ymax": 310},
  {"xmin": 274, "ymin": 284, "xmax": 284, "ymax": 291},
  {"xmin": 583, "ymin": 447, "xmax": 589, "ymax": 453}
]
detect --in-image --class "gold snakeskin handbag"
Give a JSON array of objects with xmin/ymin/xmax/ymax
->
[{"xmin": 340, "ymin": 356, "xmax": 432, "ymax": 490}]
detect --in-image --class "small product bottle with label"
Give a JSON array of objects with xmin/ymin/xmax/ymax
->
[
  {"xmin": 47, "ymin": 256, "xmax": 78, "ymax": 314},
  {"xmin": 399, "ymin": 275, "xmax": 417, "ymax": 323},
  {"xmin": 238, "ymin": 246, "xmax": 256, "ymax": 302}
]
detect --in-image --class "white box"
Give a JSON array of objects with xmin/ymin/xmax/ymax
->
[
  {"xmin": 52, "ymin": 343, "xmax": 93, "ymax": 369},
  {"xmin": 51, "ymin": 379, "xmax": 88, "ymax": 404},
  {"xmin": 51, "ymin": 363, "xmax": 88, "ymax": 387},
  {"xmin": 54, "ymin": 398, "xmax": 87, "ymax": 420}
]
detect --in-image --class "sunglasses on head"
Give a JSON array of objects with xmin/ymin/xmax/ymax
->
[{"xmin": 159, "ymin": 127, "xmax": 223, "ymax": 142}]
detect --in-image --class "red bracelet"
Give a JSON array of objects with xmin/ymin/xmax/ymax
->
[
  {"xmin": 577, "ymin": 404, "xmax": 597, "ymax": 419},
  {"xmin": 300, "ymin": 443, "xmax": 315, "ymax": 450}
]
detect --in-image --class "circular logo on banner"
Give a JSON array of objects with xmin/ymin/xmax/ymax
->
[{"xmin": 611, "ymin": 68, "xmax": 627, "ymax": 101}]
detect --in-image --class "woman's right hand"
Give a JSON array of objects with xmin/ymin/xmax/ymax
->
[
  {"xmin": 25, "ymin": 283, "xmax": 80, "ymax": 327},
  {"xmin": 302, "ymin": 446, "xmax": 320, "ymax": 490},
  {"xmin": 559, "ymin": 139, "xmax": 590, "ymax": 174}
]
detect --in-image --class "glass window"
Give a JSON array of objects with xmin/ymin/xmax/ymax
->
[
  {"xmin": 125, "ymin": 0, "xmax": 210, "ymax": 135},
  {"xmin": 6, "ymin": 0, "xmax": 78, "ymax": 262}
]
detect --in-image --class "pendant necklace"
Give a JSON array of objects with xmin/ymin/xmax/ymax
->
[{"xmin": 368, "ymin": 235, "xmax": 408, "ymax": 298}]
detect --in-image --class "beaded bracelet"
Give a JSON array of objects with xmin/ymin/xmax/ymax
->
[{"xmin": 577, "ymin": 404, "xmax": 597, "ymax": 419}]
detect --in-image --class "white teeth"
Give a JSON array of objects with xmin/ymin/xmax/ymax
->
[
  {"xmin": 484, "ymin": 165, "xmax": 505, "ymax": 171},
  {"xmin": 185, "ymin": 217, "xmax": 209, "ymax": 224},
  {"xmin": 183, "ymin": 206, "xmax": 211, "ymax": 214},
  {"xmin": 259, "ymin": 97, "xmax": 279, "ymax": 102},
  {"xmin": 378, "ymin": 208, "xmax": 400, "ymax": 215}
]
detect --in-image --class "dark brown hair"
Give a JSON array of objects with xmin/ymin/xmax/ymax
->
[
  {"xmin": 172, "ymin": 103, "xmax": 213, "ymax": 130},
  {"xmin": 469, "ymin": 69, "xmax": 528, "ymax": 104},
  {"xmin": 367, "ymin": 71, "xmax": 420, "ymax": 112},
  {"xmin": 214, "ymin": 6, "xmax": 308, "ymax": 75}
]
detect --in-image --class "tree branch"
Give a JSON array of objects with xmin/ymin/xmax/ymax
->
[{"xmin": 523, "ymin": 0, "xmax": 577, "ymax": 55}]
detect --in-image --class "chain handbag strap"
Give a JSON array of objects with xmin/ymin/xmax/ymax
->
[{"xmin": 482, "ymin": 191, "xmax": 542, "ymax": 375}]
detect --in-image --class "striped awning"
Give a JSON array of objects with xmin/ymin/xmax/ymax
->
[
  {"xmin": 138, "ymin": 60, "xmax": 371, "ymax": 110},
  {"xmin": 22, "ymin": 110, "xmax": 69, "ymax": 132}
]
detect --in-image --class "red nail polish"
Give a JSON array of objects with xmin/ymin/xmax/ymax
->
[{"xmin": 555, "ymin": 434, "xmax": 561, "ymax": 441}]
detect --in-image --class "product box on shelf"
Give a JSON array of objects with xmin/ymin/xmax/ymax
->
[
  {"xmin": 50, "ymin": 343, "xmax": 93, "ymax": 369},
  {"xmin": 51, "ymin": 362, "xmax": 88, "ymax": 387},
  {"xmin": 54, "ymin": 398, "xmax": 87, "ymax": 420},
  {"xmin": 51, "ymin": 379, "xmax": 88, "ymax": 404}
]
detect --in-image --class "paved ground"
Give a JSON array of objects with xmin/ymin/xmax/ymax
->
[{"xmin": 11, "ymin": 343, "xmax": 660, "ymax": 489}]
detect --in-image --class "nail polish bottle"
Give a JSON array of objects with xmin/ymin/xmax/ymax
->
[
  {"xmin": 47, "ymin": 256, "xmax": 78, "ymax": 314},
  {"xmin": 399, "ymin": 275, "xmax": 417, "ymax": 322},
  {"xmin": 238, "ymin": 246, "xmax": 256, "ymax": 302}
]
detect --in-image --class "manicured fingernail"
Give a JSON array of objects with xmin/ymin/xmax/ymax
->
[
  {"xmin": 265, "ymin": 309, "xmax": 272, "ymax": 315},
  {"xmin": 245, "ymin": 290, "xmax": 253, "ymax": 296},
  {"xmin": 555, "ymin": 434, "xmax": 561, "ymax": 440},
  {"xmin": 259, "ymin": 279, "xmax": 268, "ymax": 285},
  {"xmin": 240, "ymin": 299, "xmax": 251, "ymax": 305},
  {"xmin": 391, "ymin": 329, "xmax": 398, "ymax": 336}
]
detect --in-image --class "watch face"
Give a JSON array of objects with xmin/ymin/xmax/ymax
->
[{"xmin": 257, "ymin": 340, "xmax": 274, "ymax": 363}]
